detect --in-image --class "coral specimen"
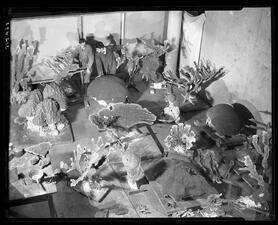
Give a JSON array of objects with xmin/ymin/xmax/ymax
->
[
  {"xmin": 91, "ymin": 103, "xmax": 156, "ymax": 130},
  {"xmin": 236, "ymin": 195, "xmax": 262, "ymax": 209},
  {"xmin": 164, "ymin": 123, "xmax": 196, "ymax": 158},
  {"xmin": 10, "ymin": 89, "xmax": 30, "ymax": 105},
  {"xmin": 41, "ymin": 47, "xmax": 81, "ymax": 83},
  {"xmin": 32, "ymin": 101, "xmax": 46, "ymax": 127},
  {"xmin": 33, "ymin": 99, "xmax": 61, "ymax": 125},
  {"xmin": 161, "ymin": 92, "xmax": 180, "ymax": 123},
  {"xmin": 18, "ymin": 89, "xmax": 43, "ymax": 119},
  {"xmin": 252, "ymin": 134, "xmax": 270, "ymax": 173},
  {"xmin": 119, "ymin": 38, "xmax": 171, "ymax": 84},
  {"xmin": 170, "ymin": 193, "xmax": 268, "ymax": 218},
  {"xmin": 89, "ymin": 115, "xmax": 119, "ymax": 131},
  {"xmin": 238, "ymin": 155, "xmax": 265, "ymax": 188},
  {"xmin": 246, "ymin": 119, "xmax": 272, "ymax": 182},
  {"xmin": 29, "ymin": 89, "xmax": 43, "ymax": 104},
  {"xmin": 31, "ymin": 98, "xmax": 65, "ymax": 136},
  {"xmin": 194, "ymin": 149, "xmax": 222, "ymax": 183},
  {"xmin": 122, "ymin": 151, "xmax": 145, "ymax": 190},
  {"xmin": 43, "ymin": 98, "xmax": 62, "ymax": 125},
  {"xmin": 162, "ymin": 59, "xmax": 226, "ymax": 104},
  {"xmin": 60, "ymin": 137, "xmax": 107, "ymax": 187},
  {"xmin": 140, "ymin": 55, "xmax": 161, "ymax": 81},
  {"xmin": 18, "ymin": 100, "xmax": 36, "ymax": 119},
  {"xmin": 11, "ymin": 39, "xmax": 38, "ymax": 93},
  {"xmin": 43, "ymin": 82, "xmax": 68, "ymax": 111}
]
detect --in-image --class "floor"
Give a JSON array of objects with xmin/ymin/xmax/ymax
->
[{"xmin": 7, "ymin": 85, "xmax": 218, "ymax": 218}]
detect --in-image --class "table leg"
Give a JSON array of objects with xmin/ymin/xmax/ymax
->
[{"xmin": 48, "ymin": 195, "xmax": 58, "ymax": 218}]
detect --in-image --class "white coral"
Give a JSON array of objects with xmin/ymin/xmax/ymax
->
[
  {"xmin": 237, "ymin": 195, "xmax": 262, "ymax": 208},
  {"xmin": 164, "ymin": 123, "xmax": 196, "ymax": 157}
]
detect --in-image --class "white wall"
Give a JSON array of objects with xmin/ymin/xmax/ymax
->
[
  {"xmin": 11, "ymin": 16, "xmax": 79, "ymax": 58},
  {"xmin": 83, "ymin": 12, "xmax": 121, "ymax": 44},
  {"xmin": 200, "ymin": 8, "xmax": 272, "ymax": 123},
  {"xmin": 125, "ymin": 11, "xmax": 166, "ymax": 43}
]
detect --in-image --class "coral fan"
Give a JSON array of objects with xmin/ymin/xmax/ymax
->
[
  {"xmin": 90, "ymin": 103, "xmax": 156, "ymax": 130},
  {"xmin": 164, "ymin": 123, "xmax": 196, "ymax": 158}
]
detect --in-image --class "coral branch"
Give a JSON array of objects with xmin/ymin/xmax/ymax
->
[{"xmin": 238, "ymin": 155, "xmax": 265, "ymax": 188}]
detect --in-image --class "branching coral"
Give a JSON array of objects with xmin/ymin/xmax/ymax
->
[
  {"xmin": 194, "ymin": 149, "xmax": 222, "ymax": 183},
  {"xmin": 238, "ymin": 155, "xmax": 265, "ymax": 188},
  {"xmin": 140, "ymin": 55, "xmax": 161, "ymax": 81},
  {"xmin": 252, "ymin": 134, "xmax": 270, "ymax": 173},
  {"xmin": 162, "ymin": 59, "xmax": 226, "ymax": 104},
  {"xmin": 164, "ymin": 123, "xmax": 196, "ymax": 158},
  {"xmin": 60, "ymin": 136, "xmax": 107, "ymax": 187},
  {"xmin": 247, "ymin": 119, "xmax": 272, "ymax": 175},
  {"xmin": 10, "ymin": 89, "xmax": 30, "ymax": 105},
  {"xmin": 11, "ymin": 39, "xmax": 38, "ymax": 93},
  {"xmin": 119, "ymin": 38, "xmax": 171, "ymax": 83},
  {"xmin": 90, "ymin": 103, "xmax": 157, "ymax": 130}
]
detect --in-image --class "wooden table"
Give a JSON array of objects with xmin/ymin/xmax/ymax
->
[{"xmin": 8, "ymin": 143, "xmax": 58, "ymax": 218}]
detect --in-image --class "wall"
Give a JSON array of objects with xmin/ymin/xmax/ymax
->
[
  {"xmin": 124, "ymin": 11, "xmax": 166, "ymax": 44},
  {"xmin": 200, "ymin": 8, "xmax": 272, "ymax": 123},
  {"xmin": 83, "ymin": 12, "xmax": 121, "ymax": 44},
  {"xmin": 11, "ymin": 16, "xmax": 79, "ymax": 58},
  {"xmin": 179, "ymin": 11, "xmax": 205, "ymax": 69}
]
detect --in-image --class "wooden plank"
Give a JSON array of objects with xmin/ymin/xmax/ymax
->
[
  {"xmin": 9, "ymin": 165, "xmax": 57, "ymax": 200},
  {"xmin": 9, "ymin": 143, "xmax": 57, "ymax": 201}
]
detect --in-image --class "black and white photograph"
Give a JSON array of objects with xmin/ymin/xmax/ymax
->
[{"xmin": 3, "ymin": 7, "xmax": 274, "ymax": 220}]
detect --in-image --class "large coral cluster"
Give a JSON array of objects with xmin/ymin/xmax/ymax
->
[
  {"xmin": 10, "ymin": 39, "xmax": 40, "ymax": 104},
  {"xmin": 11, "ymin": 39, "xmax": 39, "ymax": 90},
  {"xmin": 161, "ymin": 59, "xmax": 226, "ymax": 105},
  {"xmin": 17, "ymin": 82, "xmax": 68, "ymax": 136},
  {"xmin": 118, "ymin": 38, "xmax": 171, "ymax": 84}
]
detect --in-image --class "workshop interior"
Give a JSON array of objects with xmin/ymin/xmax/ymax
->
[{"xmin": 7, "ymin": 8, "xmax": 273, "ymax": 219}]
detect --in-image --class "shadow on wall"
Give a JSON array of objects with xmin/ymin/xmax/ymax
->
[{"xmin": 205, "ymin": 79, "xmax": 263, "ymax": 125}]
